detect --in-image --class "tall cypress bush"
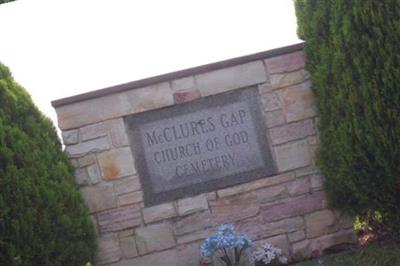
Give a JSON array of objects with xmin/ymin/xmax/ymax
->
[
  {"xmin": 295, "ymin": 1, "xmax": 400, "ymax": 228},
  {"xmin": 0, "ymin": 62, "xmax": 96, "ymax": 265}
]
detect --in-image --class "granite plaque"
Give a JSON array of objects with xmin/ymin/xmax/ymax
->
[{"xmin": 124, "ymin": 87, "xmax": 277, "ymax": 206}]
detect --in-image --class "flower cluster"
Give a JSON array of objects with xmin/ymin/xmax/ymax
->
[
  {"xmin": 251, "ymin": 242, "xmax": 288, "ymax": 265},
  {"xmin": 200, "ymin": 224, "xmax": 252, "ymax": 258}
]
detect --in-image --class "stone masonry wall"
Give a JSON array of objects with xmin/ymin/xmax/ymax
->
[{"xmin": 53, "ymin": 44, "xmax": 356, "ymax": 265}]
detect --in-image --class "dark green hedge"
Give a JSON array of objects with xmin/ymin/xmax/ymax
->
[
  {"xmin": 295, "ymin": 1, "xmax": 400, "ymax": 227},
  {"xmin": 0, "ymin": 62, "xmax": 96, "ymax": 265}
]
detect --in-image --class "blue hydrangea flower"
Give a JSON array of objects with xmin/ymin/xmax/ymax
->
[{"xmin": 200, "ymin": 224, "xmax": 252, "ymax": 259}]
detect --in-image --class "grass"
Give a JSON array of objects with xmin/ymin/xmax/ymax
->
[{"xmin": 298, "ymin": 244, "xmax": 400, "ymax": 266}]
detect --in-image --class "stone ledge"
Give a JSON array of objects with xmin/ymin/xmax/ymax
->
[{"xmin": 52, "ymin": 43, "xmax": 304, "ymax": 108}]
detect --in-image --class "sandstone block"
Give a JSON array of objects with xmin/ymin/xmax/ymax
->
[
  {"xmin": 264, "ymin": 109, "xmax": 286, "ymax": 128},
  {"xmin": 119, "ymin": 191, "xmax": 143, "ymax": 206},
  {"xmin": 295, "ymin": 165, "xmax": 319, "ymax": 177},
  {"xmin": 196, "ymin": 61, "xmax": 267, "ymax": 96},
  {"xmin": 177, "ymin": 228, "xmax": 214, "ymax": 244},
  {"xmin": 217, "ymin": 172, "xmax": 295, "ymax": 198},
  {"xmin": 119, "ymin": 235, "xmax": 138, "ymax": 259},
  {"xmin": 114, "ymin": 249, "xmax": 179, "ymax": 266},
  {"xmin": 125, "ymin": 82, "xmax": 174, "ymax": 113},
  {"xmin": 308, "ymin": 135, "xmax": 319, "ymax": 145},
  {"xmin": 69, "ymin": 158, "xmax": 79, "ymax": 168},
  {"xmin": 305, "ymin": 210, "xmax": 338, "ymax": 238},
  {"xmin": 135, "ymin": 223, "xmax": 176, "ymax": 255},
  {"xmin": 118, "ymin": 229, "xmax": 134, "ymax": 238},
  {"xmin": 210, "ymin": 192, "xmax": 259, "ymax": 224},
  {"xmin": 142, "ymin": 202, "xmax": 176, "ymax": 224},
  {"xmin": 89, "ymin": 214, "xmax": 98, "ymax": 234},
  {"xmin": 78, "ymin": 154, "xmax": 96, "ymax": 167},
  {"xmin": 56, "ymin": 92, "xmax": 130, "ymax": 131},
  {"xmin": 65, "ymin": 137, "xmax": 110, "ymax": 158},
  {"xmin": 292, "ymin": 239, "xmax": 311, "ymax": 260},
  {"xmin": 310, "ymin": 174, "xmax": 325, "ymax": 191},
  {"xmin": 288, "ymin": 230, "xmax": 306, "ymax": 242},
  {"xmin": 236, "ymin": 216, "xmax": 304, "ymax": 240},
  {"xmin": 287, "ymin": 177, "xmax": 310, "ymax": 196},
  {"xmin": 258, "ymin": 83, "xmax": 273, "ymax": 94},
  {"xmin": 171, "ymin": 76, "xmax": 196, "ymax": 91},
  {"xmin": 265, "ymin": 50, "xmax": 305, "ymax": 74},
  {"xmin": 80, "ymin": 121, "xmax": 107, "ymax": 141},
  {"xmin": 174, "ymin": 211, "xmax": 212, "ymax": 236},
  {"xmin": 113, "ymin": 176, "xmax": 142, "ymax": 195},
  {"xmin": 97, "ymin": 234, "xmax": 121, "ymax": 265},
  {"xmin": 309, "ymin": 229, "xmax": 357, "ymax": 255},
  {"xmin": 174, "ymin": 90, "xmax": 201, "ymax": 104},
  {"xmin": 55, "ymin": 82, "xmax": 173, "ymax": 130},
  {"xmin": 98, "ymin": 147, "xmax": 136, "ymax": 180},
  {"xmin": 177, "ymin": 242, "xmax": 202, "ymax": 266},
  {"xmin": 278, "ymin": 82, "xmax": 317, "ymax": 123},
  {"xmin": 97, "ymin": 204, "xmax": 142, "ymax": 233},
  {"xmin": 274, "ymin": 139, "xmax": 311, "ymax": 172},
  {"xmin": 86, "ymin": 163, "xmax": 100, "ymax": 184},
  {"xmin": 74, "ymin": 168, "xmax": 88, "ymax": 186},
  {"xmin": 80, "ymin": 184, "xmax": 117, "ymax": 213},
  {"xmin": 256, "ymin": 184, "xmax": 287, "ymax": 204},
  {"xmin": 261, "ymin": 92, "xmax": 281, "ymax": 111},
  {"xmin": 108, "ymin": 118, "xmax": 129, "ymax": 147},
  {"xmin": 261, "ymin": 191, "xmax": 326, "ymax": 222},
  {"xmin": 269, "ymin": 119, "xmax": 315, "ymax": 145},
  {"xmin": 177, "ymin": 194, "xmax": 209, "ymax": 216},
  {"xmin": 206, "ymin": 192, "xmax": 217, "ymax": 201},
  {"xmin": 263, "ymin": 234, "xmax": 290, "ymax": 257},
  {"xmin": 338, "ymin": 213, "xmax": 354, "ymax": 229},
  {"xmin": 270, "ymin": 69, "xmax": 309, "ymax": 90},
  {"xmin": 62, "ymin": 129, "xmax": 78, "ymax": 145}
]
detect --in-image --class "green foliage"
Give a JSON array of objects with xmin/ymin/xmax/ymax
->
[
  {"xmin": 0, "ymin": 62, "xmax": 96, "ymax": 265},
  {"xmin": 0, "ymin": 0, "xmax": 16, "ymax": 4},
  {"xmin": 295, "ymin": 1, "xmax": 400, "ymax": 229}
]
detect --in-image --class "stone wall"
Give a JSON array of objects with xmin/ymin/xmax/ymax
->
[{"xmin": 52, "ymin": 43, "xmax": 356, "ymax": 265}]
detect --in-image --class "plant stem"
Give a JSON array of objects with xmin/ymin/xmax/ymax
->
[{"xmin": 222, "ymin": 247, "xmax": 233, "ymax": 266}]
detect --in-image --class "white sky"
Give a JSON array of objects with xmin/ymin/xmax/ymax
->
[{"xmin": 0, "ymin": 0, "xmax": 300, "ymax": 127}]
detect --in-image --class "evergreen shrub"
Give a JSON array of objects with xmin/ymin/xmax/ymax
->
[
  {"xmin": 0, "ymin": 62, "xmax": 96, "ymax": 265},
  {"xmin": 295, "ymin": 1, "xmax": 400, "ymax": 228}
]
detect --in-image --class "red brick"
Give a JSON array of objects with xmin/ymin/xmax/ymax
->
[{"xmin": 173, "ymin": 90, "xmax": 201, "ymax": 104}]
